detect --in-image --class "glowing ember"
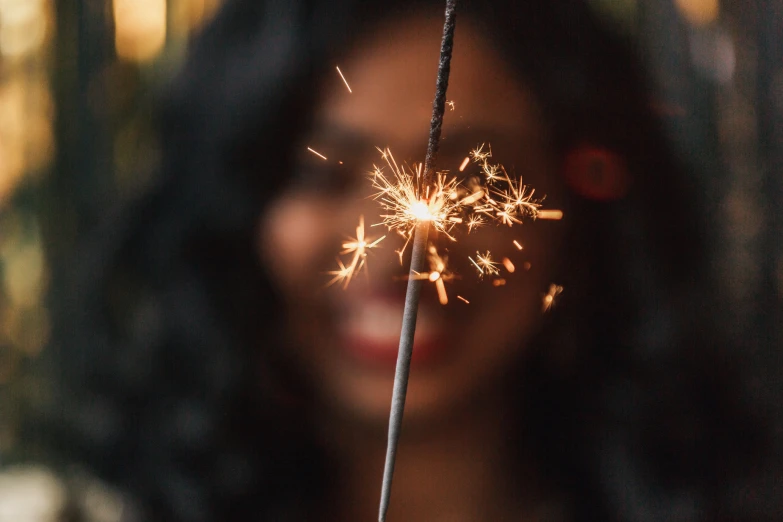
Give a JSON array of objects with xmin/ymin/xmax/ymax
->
[
  {"xmin": 469, "ymin": 250, "xmax": 500, "ymax": 278},
  {"xmin": 336, "ymin": 66, "xmax": 352, "ymax": 93},
  {"xmin": 537, "ymin": 209, "xmax": 563, "ymax": 220},
  {"xmin": 542, "ymin": 283, "xmax": 563, "ymax": 312},
  {"xmin": 326, "ymin": 215, "xmax": 385, "ymax": 288},
  {"xmin": 307, "ymin": 147, "xmax": 327, "ymax": 160}
]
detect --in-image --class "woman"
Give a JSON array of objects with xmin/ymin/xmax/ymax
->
[{"xmin": 42, "ymin": 0, "xmax": 762, "ymax": 520}]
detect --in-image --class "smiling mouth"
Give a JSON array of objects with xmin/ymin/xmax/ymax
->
[{"xmin": 336, "ymin": 295, "xmax": 451, "ymax": 368}]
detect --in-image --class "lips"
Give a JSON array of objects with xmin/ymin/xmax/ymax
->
[{"xmin": 336, "ymin": 295, "xmax": 449, "ymax": 368}]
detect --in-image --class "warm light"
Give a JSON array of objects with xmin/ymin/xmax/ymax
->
[
  {"xmin": 409, "ymin": 200, "xmax": 433, "ymax": 222},
  {"xmin": 307, "ymin": 147, "xmax": 328, "ymax": 160},
  {"xmin": 428, "ymin": 271, "xmax": 440, "ymax": 282},
  {"xmin": 502, "ymin": 257, "xmax": 515, "ymax": 273},
  {"xmin": 0, "ymin": 81, "xmax": 26, "ymax": 203},
  {"xmin": 435, "ymin": 279, "xmax": 448, "ymax": 305},
  {"xmin": 537, "ymin": 209, "xmax": 563, "ymax": 220},
  {"xmin": 184, "ymin": 0, "xmax": 222, "ymax": 30},
  {"xmin": 336, "ymin": 66, "xmax": 353, "ymax": 93},
  {"xmin": 674, "ymin": 0, "xmax": 719, "ymax": 26},
  {"xmin": 0, "ymin": 0, "xmax": 46, "ymax": 57},
  {"xmin": 458, "ymin": 156, "xmax": 470, "ymax": 171},
  {"xmin": 113, "ymin": 0, "xmax": 167, "ymax": 63}
]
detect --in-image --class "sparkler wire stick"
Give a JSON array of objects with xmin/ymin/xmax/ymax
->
[{"xmin": 378, "ymin": 1, "xmax": 457, "ymax": 521}]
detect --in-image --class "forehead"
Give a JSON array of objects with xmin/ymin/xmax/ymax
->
[{"xmin": 314, "ymin": 15, "xmax": 542, "ymax": 148}]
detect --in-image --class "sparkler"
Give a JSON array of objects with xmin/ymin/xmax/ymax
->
[
  {"xmin": 377, "ymin": 1, "xmax": 456, "ymax": 521},
  {"xmin": 322, "ymin": 1, "xmax": 561, "ymax": 519}
]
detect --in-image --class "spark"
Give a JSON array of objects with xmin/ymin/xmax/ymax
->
[
  {"xmin": 325, "ymin": 259, "xmax": 351, "ymax": 288},
  {"xmin": 523, "ymin": 262, "xmax": 532, "ymax": 271},
  {"xmin": 307, "ymin": 147, "xmax": 327, "ymax": 160},
  {"xmin": 542, "ymin": 283, "xmax": 563, "ymax": 312},
  {"xmin": 456, "ymin": 295, "xmax": 470, "ymax": 304},
  {"xmin": 487, "ymin": 167, "xmax": 541, "ymax": 224},
  {"xmin": 492, "ymin": 279, "xmax": 506, "ymax": 287},
  {"xmin": 371, "ymin": 147, "xmax": 462, "ymax": 255},
  {"xmin": 446, "ymin": 100, "xmax": 455, "ymax": 111},
  {"xmin": 336, "ymin": 66, "xmax": 352, "ymax": 93},
  {"xmin": 466, "ymin": 214, "xmax": 485, "ymax": 233},
  {"xmin": 458, "ymin": 156, "xmax": 470, "ymax": 171},
  {"xmin": 482, "ymin": 161, "xmax": 502, "ymax": 183},
  {"xmin": 469, "ymin": 250, "xmax": 500, "ymax": 278},
  {"xmin": 370, "ymin": 145, "xmax": 542, "ymax": 256},
  {"xmin": 399, "ymin": 244, "xmax": 453, "ymax": 305},
  {"xmin": 470, "ymin": 143, "xmax": 492, "ymax": 163},
  {"xmin": 327, "ymin": 215, "xmax": 385, "ymax": 288},
  {"xmin": 426, "ymin": 244, "xmax": 453, "ymax": 305},
  {"xmin": 335, "ymin": 143, "xmax": 555, "ymax": 288},
  {"xmin": 537, "ymin": 209, "xmax": 563, "ymax": 220}
]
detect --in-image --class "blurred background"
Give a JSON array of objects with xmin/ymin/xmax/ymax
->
[{"xmin": 0, "ymin": 0, "xmax": 780, "ymax": 517}]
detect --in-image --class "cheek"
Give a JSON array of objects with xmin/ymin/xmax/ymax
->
[{"xmin": 260, "ymin": 194, "xmax": 334, "ymax": 293}]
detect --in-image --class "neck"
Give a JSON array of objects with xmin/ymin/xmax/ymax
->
[{"xmin": 321, "ymin": 399, "xmax": 540, "ymax": 522}]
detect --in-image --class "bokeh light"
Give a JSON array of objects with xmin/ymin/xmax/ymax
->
[
  {"xmin": 674, "ymin": 0, "xmax": 719, "ymax": 26},
  {"xmin": 113, "ymin": 0, "xmax": 167, "ymax": 63}
]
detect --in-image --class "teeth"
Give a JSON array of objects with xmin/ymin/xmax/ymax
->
[{"xmin": 341, "ymin": 300, "xmax": 438, "ymax": 347}]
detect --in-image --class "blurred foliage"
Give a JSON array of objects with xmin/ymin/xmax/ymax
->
[{"xmin": 0, "ymin": 0, "xmax": 224, "ymax": 464}]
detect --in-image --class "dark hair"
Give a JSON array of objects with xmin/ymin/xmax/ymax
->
[{"xmin": 42, "ymin": 0, "xmax": 764, "ymax": 520}]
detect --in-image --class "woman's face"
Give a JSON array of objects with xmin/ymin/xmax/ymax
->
[{"xmin": 261, "ymin": 16, "xmax": 558, "ymax": 427}]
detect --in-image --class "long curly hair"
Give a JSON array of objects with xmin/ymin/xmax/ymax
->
[{"xmin": 40, "ymin": 0, "xmax": 764, "ymax": 520}]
